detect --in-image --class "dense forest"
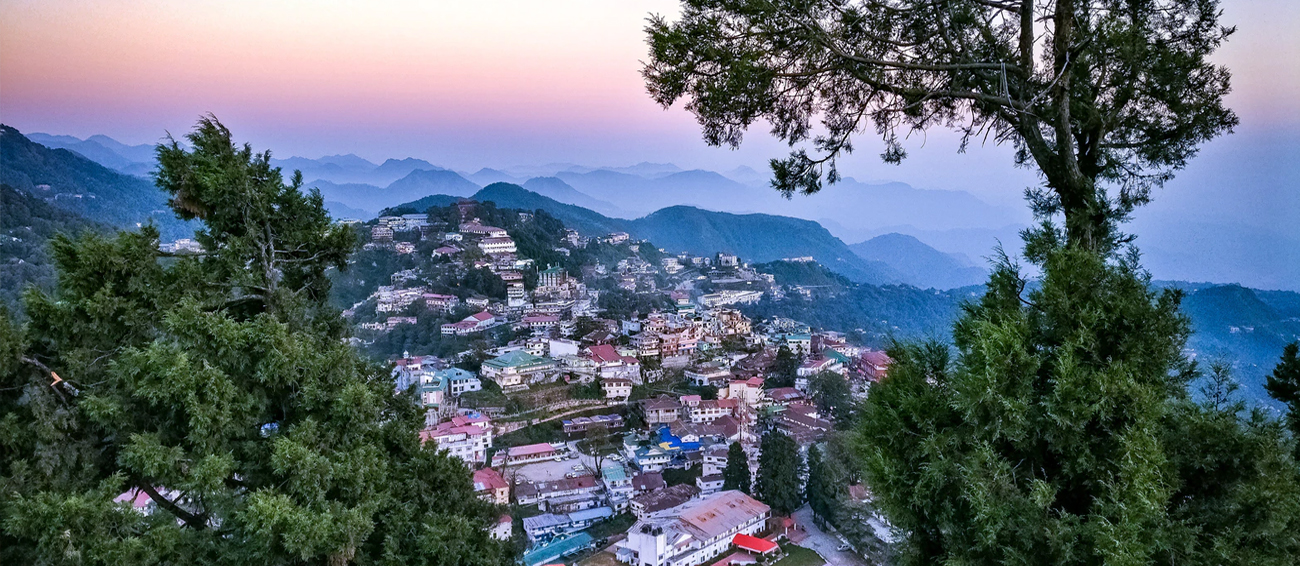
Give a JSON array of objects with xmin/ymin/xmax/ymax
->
[{"xmin": 0, "ymin": 184, "xmax": 106, "ymax": 312}]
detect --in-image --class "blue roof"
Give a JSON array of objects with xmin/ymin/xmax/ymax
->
[
  {"xmin": 523, "ymin": 533, "xmax": 594, "ymax": 566},
  {"xmin": 568, "ymin": 506, "xmax": 613, "ymax": 523},
  {"xmin": 655, "ymin": 425, "xmax": 701, "ymax": 452}
]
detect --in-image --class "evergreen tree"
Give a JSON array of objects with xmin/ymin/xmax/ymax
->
[
  {"xmin": 805, "ymin": 444, "xmax": 829, "ymax": 525},
  {"xmin": 808, "ymin": 371, "xmax": 852, "ymax": 425},
  {"xmin": 756, "ymin": 430, "xmax": 805, "ymax": 516},
  {"xmin": 721, "ymin": 441, "xmax": 751, "ymax": 494},
  {"xmin": 0, "ymin": 117, "xmax": 513, "ymax": 566},
  {"xmin": 857, "ymin": 232, "xmax": 1300, "ymax": 566},
  {"xmin": 1266, "ymin": 342, "xmax": 1300, "ymax": 457},
  {"xmin": 766, "ymin": 346, "xmax": 797, "ymax": 389}
]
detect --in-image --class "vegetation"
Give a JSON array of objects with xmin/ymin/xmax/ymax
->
[
  {"xmin": 772, "ymin": 544, "xmax": 825, "ymax": 566},
  {"xmin": 0, "ymin": 124, "xmax": 192, "ymax": 239},
  {"xmin": 645, "ymin": 0, "xmax": 1238, "ymax": 251},
  {"xmin": 0, "ymin": 184, "xmax": 106, "ymax": 312},
  {"xmin": 807, "ymin": 371, "xmax": 852, "ymax": 426},
  {"xmin": 721, "ymin": 441, "xmax": 751, "ymax": 494},
  {"xmin": 858, "ymin": 231, "xmax": 1300, "ymax": 565},
  {"xmin": 1266, "ymin": 342, "xmax": 1300, "ymax": 458},
  {"xmin": 756, "ymin": 430, "xmax": 804, "ymax": 516},
  {"xmin": 662, "ymin": 466, "xmax": 701, "ymax": 488},
  {"xmin": 765, "ymin": 346, "xmax": 798, "ymax": 389},
  {"xmin": 0, "ymin": 118, "xmax": 513, "ymax": 566}
]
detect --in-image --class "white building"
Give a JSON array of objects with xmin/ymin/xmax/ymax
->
[
  {"xmin": 419, "ymin": 413, "xmax": 493, "ymax": 466},
  {"xmin": 617, "ymin": 491, "xmax": 771, "ymax": 566}
]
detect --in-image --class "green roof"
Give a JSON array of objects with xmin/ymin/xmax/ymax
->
[
  {"xmin": 523, "ymin": 533, "xmax": 593, "ymax": 566},
  {"xmin": 483, "ymin": 350, "xmax": 548, "ymax": 369},
  {"xmin": 825, "ymin": 349, "xmax": 851, "ymax": 363},
  {"xmin": 602, "ymin": 463, "xmax": 627, "ymax": 482},
  {"xmin": 540, "ymin": 265, "xmax": 565, "ymax": 275}
]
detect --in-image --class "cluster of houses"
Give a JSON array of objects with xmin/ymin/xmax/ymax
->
[{"xmin": 352, "ymin": 204, "xmax": 902, "ymax": 565}]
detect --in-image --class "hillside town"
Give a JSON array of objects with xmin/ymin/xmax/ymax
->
[{"xmin": 339, "ymin": 200, "xmax": 896, "ymax": 566}]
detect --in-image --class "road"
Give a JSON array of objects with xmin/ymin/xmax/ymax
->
[{"xmin": 791, "ymin": 505, "xmax": 868, "ymax": 566}]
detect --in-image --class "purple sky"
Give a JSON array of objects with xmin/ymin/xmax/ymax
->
[{"xmin": 1, "ymin": 0, "xmax": 1296, "ymax": 243}]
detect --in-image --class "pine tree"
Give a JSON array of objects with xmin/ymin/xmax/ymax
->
[
  {"xmin": 756, "ymin": 430, "xmax": 805, "ymax": 516},
  {"xmin": 767, "ymin": 346, "xmax": 797, "ymax": 389},
  {"xmin": 808, "ymin": 371, "xmax": 851, "ymax": 424},
  {"xmin": 0, "ymin": 117, "xmax": 513, "ymax": 566},
  {"xmin": 805, "ymin": 444, "xmax": 828, "ymax": 525},
  {"xmin": 1265, "ymin": 342, "xmax": 1300, "ymax": 458},
  {"xmin": 721, "ymin": 441, "xmax": 751, "ymax": 494},
  {"xmin": 857, "ymin": 233, "xmax": 1300, "ymax": 565}
]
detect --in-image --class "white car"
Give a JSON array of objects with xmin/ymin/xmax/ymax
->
[{"xmin": 571, "ymin": 465, "xmax": 584, "ymax": 471}]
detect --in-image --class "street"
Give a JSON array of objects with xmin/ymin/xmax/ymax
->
[{"xmin": 791, "ymin": 505, "xmax": 868, "ymax": 566}]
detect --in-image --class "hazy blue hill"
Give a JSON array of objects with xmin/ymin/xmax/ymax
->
[
  {"xmin": 469, "ymin": 183, "xmax": 626, "ymax": 235},
  {"xmin": 467, "ymin": 168, "xmax": 525, "ymax": 186},
  {"xmin": 625, "ymin": 206, "xmax": 900, "ymax": 284},
  {"xmin": 25, "ymin": 132, "xmax": 139, "ymax": 172},
  {"xmin": 85, "ymin": 134, "xmax": 158, "ymax": 164},
  {"xmin": 555, "ymin": 168, "xmax": 762, "ymax": 215},
  {"xmin": 599, "ymin": 162, "xmax": 683, "ymax": 178},
  {"xmin": 317, "ymin": 154, "xmax": 377, "ymax": 170},
  {"xmin": 0, "ymin": 125, "xmax": 191, "ymax": 239},
  {"xmin": 370, "ymin": 158, "xmax": 443, "ymax": 185},
  {"xmin": 522, "ymin": 177, "xmax": 625, "ymax": 217},
  {"xmin": 309, "ymin": 169, "xmax": 477, "ymax": 212},
  {"xmin": 1, "ymin": 184, "xmax": 108, "ymax": 311},
  {"xmin": 850, "ymin": 233, "xmax": 988, "ymax": 289},
  {"xmin": 1180, "ymin": 284, "xmax": 1300, "ymax": 403},
  {"xmin": 384, "ymin": 169, "xmax": 478, "ymax": 200},
  {"xmin": 324, "ymin": 201, "xmax": 376, "ymax": 220}
]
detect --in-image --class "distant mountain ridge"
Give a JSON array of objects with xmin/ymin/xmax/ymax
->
[
  {"xmin": 0, "ymin": 125, "xmax": 191, "ymax": 239},
  {"xmin": 850, "ymin": 233, "xmax": 988, "ymax": 289}
]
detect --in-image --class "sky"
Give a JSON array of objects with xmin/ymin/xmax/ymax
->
[{"xmin": 2, "ymin": 0, "xmax": 1297, "ymax": 253}]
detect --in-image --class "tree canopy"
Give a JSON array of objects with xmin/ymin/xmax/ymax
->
[
  {"xmin": 856, "ymin": 234, "xmax": 1300, "ymax": 565},
  {"xmin": 721, "ymin": 441, "xmax": 751, "ymax": 494},
  {"xmin": 645, "ymin": 0, "xmax": 1238, "ymax": 250},
  {"xmin": 1266, "ymin": 342, "xmax": 1300, "ymax": 458},
  {"xmin": 0, "ymin": 117, "xmax": 513, "ymax": 566},
  {"xmin": 756, "ymin": 430, "xmax": 805, "ymax": 515}
]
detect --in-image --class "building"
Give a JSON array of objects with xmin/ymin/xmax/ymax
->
[
  {"xmin": 459, "ymin": 222, "xmax": 508, "ymax": 238},
  {"xmin": 773, "ymin": 404, "xmax": 833, "ymax": 446},
  {"xmin": 538, "ymin": 265, "xmax": 568, "ymax": 287},
  {"xmin": 441, "ymin": 311, "xmax": 497, "ymax": 336},
  {"xmin": 493, "ymin": 442, "xmax": 563, "ymax": 467},
  {"xmin": 492, "ymin": 514, "xmax": 512, "ymax": 541},
  {"xmin": 603, "ymin": 463, "xmax": 635, "ymax": 509},
  {"xmin": 797, "ymin": 357, "xmax": 843, "ymax": 378},
  {"xmin": 696, "ymin": 474, "xmax": 725, "ymax": 496},
  {"xmin": 861, "ymin": 350, "xmax": 893, "ymax": 380},
  {"xmin": 419, "ymin": 414, "xmax": 493, "ymax": 466},
  {"xmin": 523, "ymin": 533, "xmax": 595, "ymax": 566},
  {"xmin": 633, "ymin": 472, "xmax": 666, "ymax": 493},
  {"xmin": 423, "ymin": 293, "xmax": 460, "ymax": 311},
  {"xmin": 433, "ymin": 367, "xmax": 482, "ymax": 396},
  {"xmin": 602, "ymin": 377, "xmax": 634, "ymax": 400},
  {"xmin": 685, "ymin": 363, "xmax": 732, "ymax": 387},
  {"xmin": 642, "ymin": 396, "xmax": 683, "ymax": 425},
  {"xmin": 479, "ymin": 236, "xmax": 517, "ymax": 255},
  {"xmin": 481, "ymin": 351, "xmax": 557, "ymax": 389},
  {"xmin": 515, "ymin": 474, "xmax": 600, "ymax": 510},
  {"xmin": 617, "ymin": 491, "xmax": 771, "ymax": 566},
  {"xmin": 588, "ymin": 344, "xmax": 643, "ymax": 384},
  {"xmin": 371, "ymin": 225, "xmax": 394, "ymax": 242},
  {"xmin": 722, "ymin": 377, "xmax": 765, "ymax": 407},
  {"xmin": 562, "ymin": 414, "xmax": 625, "ymax": 438},
  {"xmin": 523, "ymin": 507, "xmax": 614, "ymax": 544},
  {"xmin": 630, "ymin": 484, "xmax": 700, "ymax": 518},
  {"xmin": 783, "ymin": 333, "xmax": 812, "ymax": 353},
  {"xmin": 688, "ymin": 399, "xmax": 739, "ymax": 424},
  {"xmin": 631, "ymin": 446, "xmax": 672, "ymax": 472},
  {"xmin": 473, "ymin": 467, "xmax": 510, "ymax": 505}
]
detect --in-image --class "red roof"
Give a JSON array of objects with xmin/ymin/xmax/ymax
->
[
  {"xmin": 473, "ymin": 468, "xmax": 509, "ymax": 492},
  {"xmin": 588, "ymin": 344, "xmax": 622, "ymax": 363},
  {"xmin": 732, "ymin": 533, "xmax": 778, "ymax": 554}
]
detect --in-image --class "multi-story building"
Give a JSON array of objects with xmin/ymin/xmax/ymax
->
[
  {"xmin": 685, "ymin": 362, "xmax": 732, "ymax": 387},
  {"xmin": 459, "ymin": 222, "xmax": 508, "ymax": 238},
  {"xmin": 617, "ymin": 491, "xmax": 771, "ymax": 566},
  {"xmin": 630, "ymin": 484, "xmax": 699, "ymax": 518},
  {"xmin": 861, "ymin": 350, "xmax": 893, "ymax": 380},
  {"xmin": 420, "ymin": 414, "xmax": 493, "ymax": 466},
  {"xmin": 562, "ymin": 414, "xmax": 625, "ymax": 438},
  {"xmin": 473, "ymin": 467, "xmax": 510, "ymax": 506},
  {"xmin": 441, "ymin": 311, "xmax": 497, "ymax": 335},
  {"xmin": 588, "ymin": 344, "xmax": 642, "ymax": 384},
  {"xmin": 479, "ymin": 236, "xmax": 517, "ymax": 255},
  {"xmin": 423, "ymin": 293, "xmax": 460, "ymax": 311},
  {"xmin": 687, "ymin": 398, "xmax": 738, "ymax": 424},
  {"xmin": 433, "ymin": 367, "xmax": 482, "ymax": 396},
  {"xmin": 642, "ymin": 396, "xmax": 682, "ymax": 425},
  {"xmin": 515, "ymin": 475, "xmax": 600, "ymax": 509},
  {"xmin": 602, "ymin": 377, "xmax": 633, "ymax": 400},
  {"xmin": 480, "ymin": 350, "xmax": 556, "ymax": 389}
]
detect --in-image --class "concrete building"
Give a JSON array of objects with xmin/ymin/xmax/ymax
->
[{"xmin": 617, "ymin": 491, "xmax": 771, "ymax": 566}]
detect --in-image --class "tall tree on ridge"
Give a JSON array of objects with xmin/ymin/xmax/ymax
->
[
  {"xmin": 1266, "ymin": 342, "xmax": 1300, "ymax": 458},
  {"xmin": 721, "ymin": 441, "xmax": 751, "ymax": 494},
  {"xmin": 645, "ymin": 0, "xmax": 1238, "ymax": 251}
]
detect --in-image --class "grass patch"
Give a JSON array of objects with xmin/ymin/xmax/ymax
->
[{"xmin": 774, "ymin": 544, "xmax": 825, "ymax": 566}]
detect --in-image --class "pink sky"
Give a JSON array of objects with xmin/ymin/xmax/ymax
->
[{"xmin": 1, "ymin": 0, "xmax": 1297, "ymax": 215}]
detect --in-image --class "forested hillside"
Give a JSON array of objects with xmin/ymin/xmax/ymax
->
[
  {"xmin": 0, "ymin": 125, "xmax": 191, "ymax": 239},
  {"xmin": 0, "ymin": 184, "xmax": 106, "ymax": 311}
]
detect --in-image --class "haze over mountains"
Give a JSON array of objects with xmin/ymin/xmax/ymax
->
[{"xmin": 17, "ymin": 128, "xmax": 1299, "ymax": 292}]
